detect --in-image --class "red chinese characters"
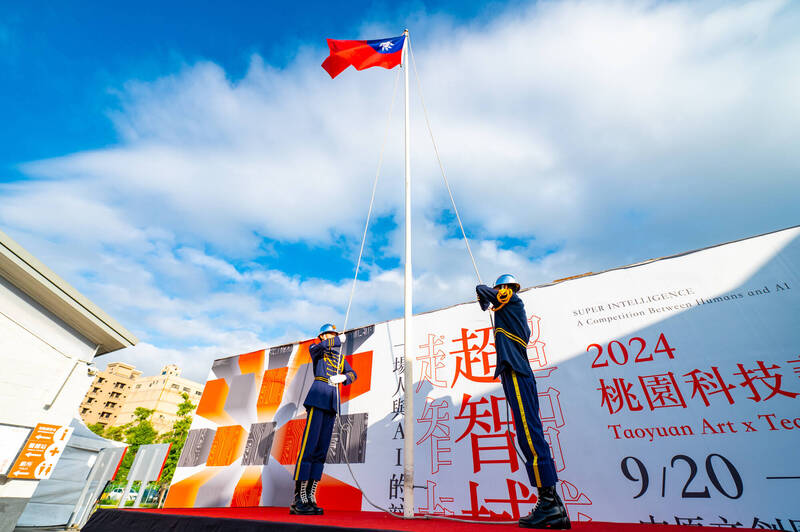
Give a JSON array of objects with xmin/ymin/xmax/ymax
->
[
  {"xmin": 598, "ymin": 378, "xmax": 644, "ymax": 414},
  {"xmin": 592, "ymin": 330, "xmax": 800, "ymax": 413},
  {"xmin": 787, "ymin": 357, "xmax": 800, "ymax": 379},
  {"xmin": 417, "ymin": 480, "xmax": 455, "ymax": 516},
  {"xmin": 454, "ymin": 394, "xmax": 511, "ymax": 442},
  {"xmin": 538, "ymin": 387, "xmax": 567, "ymax": 472},
  {"xmin": 527, "ymin": 315, "xmax": 557, "ymax": 377},
  {"xmin": 416, "ymin": 397, "xmax": 452, "ymax": 474},
  {"xmin": 734, "ymin": 361, "xmax": 800, "ymax": 402},
  {"xmin": 450, "ymin": 327, "xmax": 498, "ymax": 386},
  {"xmin": 417, "ymin": 334, "xmax": 449, "ymax": 392},
  {"xmin": 462, "ymin": 478, "xmax": 537, "ymax": 520},
  {"xmin": 453, "ymin": 393, "xmax": 517, "ymax": 473},
  {"xmin": 638, "ymin": 373, "xmax": 687, "ymax": 410},
  {"xmin": 423, "ymin": 314, "xmax": 593, "ymax": 522},
  {"xmin": 683, "ymin": 367, "xmax": 735, "ymax": 406}
]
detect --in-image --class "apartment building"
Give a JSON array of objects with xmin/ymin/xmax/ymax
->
[
  {"xmin": 116, "ymin": 364, "xmax": 204, "ymax": 434},
  {"xmin": 79, "ymin": 362, "xmax": 141, "ymax": 427}
]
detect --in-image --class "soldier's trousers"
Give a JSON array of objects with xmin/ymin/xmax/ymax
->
[
  {"xmin": 500, "ymin": 369, "xmax": 558, "ymax": 487},
  {"xmin": 294, "ymin": 406, "xmax": 336, "ymax": 481}
]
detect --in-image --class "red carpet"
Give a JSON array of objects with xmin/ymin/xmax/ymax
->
[{"xmin": 125, "ymin": 507, "xmax": 763, "ymax": 531}]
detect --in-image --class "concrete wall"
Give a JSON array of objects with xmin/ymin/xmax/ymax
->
[{"xmin": 0, "ymin": 275, "xmax": 97, "ymax": 532}]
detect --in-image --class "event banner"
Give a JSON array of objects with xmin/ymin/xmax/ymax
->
[{"xmin": 167, "ymin": 227, "xmax": 800, "ymax": 527}]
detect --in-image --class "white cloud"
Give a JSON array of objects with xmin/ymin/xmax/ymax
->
[{"xmin": 2, "ymin": 0, "xmax": 799, "ymax": 381}]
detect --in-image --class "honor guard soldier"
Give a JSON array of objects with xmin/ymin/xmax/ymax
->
[
  {"xmin": 476, "ymin": 275, "xmax": 570, "ymax": 529},
  {"xmin": 290, "ymin": 323, "xmax": 357, "ymax": 516}
]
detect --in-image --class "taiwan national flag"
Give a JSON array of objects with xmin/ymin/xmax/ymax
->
[{"xmin": 321, "ymin": 35, "xmax": 406, "ymax": 79}]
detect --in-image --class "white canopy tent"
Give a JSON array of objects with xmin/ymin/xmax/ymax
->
[{"xmin": 15, "ymin": 418, "xmax": 126, "ymax": 529}]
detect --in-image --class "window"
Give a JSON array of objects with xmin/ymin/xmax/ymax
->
[
  {"xmin": 92, "ymin": 387, "xmax": 100, "ymax": 393},
  {"xmin": 171, "ymin": 384, "xmax": 179, "ymax": 390},
  {"xmin": 81, "ymin": 408, "xmax": 88, "ymax": 414},
  {"xmin": 136, "ymin": 384, "xmax": 142, "ymax": 389},
  {"xmin": 114, "ymin": 382, "xmax": 126, "ymax": 389},
  {"xmin": 97, "ymin": 377, "xmax": 106, "ymax": 384},
  {"xmin": 182, "ymin": 387, "xmax": 190, "ymax": 392},
  {"xmin": 100, "ymin": 411, "xmax": 111, "ymax": 418},
  {"xmin": 104, "ymin": 402, "xmax": 117, "ymax": 408},
  {"xmin": 195, "ymin": 391, "xmax": 202, "ymax": 396},
  {"xmin": 86, "ymin": 397, "xmax": 94, "ymax": 403}
]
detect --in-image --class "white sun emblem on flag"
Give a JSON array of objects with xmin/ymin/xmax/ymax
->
[{"xmin": 379, "ymin": 41, "xmax": 394, "ymax": 51}]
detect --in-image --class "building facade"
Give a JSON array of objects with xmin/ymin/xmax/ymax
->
[
  {"xmin": 116, "ymin": 364, "xmax": 204, "ymax": 434},
  {"xmin": 0, "ymin": 228, "xmax": 136, "ymax": 532},
  {"xmin": 79, "ymin": 362, "xmax": 142, "ymax": 427}
]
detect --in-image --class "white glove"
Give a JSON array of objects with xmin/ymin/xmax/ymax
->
[{"xmin": 329, "ymin": 374, "xmax": 347, "ymax": 384}]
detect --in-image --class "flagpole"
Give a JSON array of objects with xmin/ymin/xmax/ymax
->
[{"xmin": 401, "ymin": 28, "xmax": 414, "ymax": 519}]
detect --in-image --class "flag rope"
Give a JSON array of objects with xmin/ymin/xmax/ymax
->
[
  {"xmin": 332, "ymin": 35, "xmax": 521, "ymax": 525},
  {"xmin": 408, "ymin": 34, "xmax": 525, "ymax": 478},
  {"xmin": 342, "ymin": 65, "xmax": 402, "ymax": 333},
  {"xmin": 408, "ymin": 40, "xmax": 483, "ymax": 286},
  {"xmin": 408, "ymin": 37, "xmax": 529, "ymax": 469}
]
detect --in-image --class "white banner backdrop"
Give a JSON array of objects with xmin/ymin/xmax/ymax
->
[{"xmin": 169, "ymin": 226, "xmax": 800, "ymax": 528}]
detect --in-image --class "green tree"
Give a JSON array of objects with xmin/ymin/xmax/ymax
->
[
  {"xmin": 103, "ymin": 425, "xmax": 126, "ymax": 442},
  {"xmin": 133, "ymin": 407, "xmax": 155, "ymax": 423},
  {"xmin": 157, "ymin": 393, "xmax": 195, "ymax": 487},
  {"xmin": 116, "ymin": 408, "xmax": 157, "ymax": 483},
  {"xmin": 87, "ymin": 423, "xmax": 105, "ymax": 437}
]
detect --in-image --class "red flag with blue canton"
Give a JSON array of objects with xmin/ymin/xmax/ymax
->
[{"xmin": 321, "ymin": 35, "xmax": 405, "ymax": 79}]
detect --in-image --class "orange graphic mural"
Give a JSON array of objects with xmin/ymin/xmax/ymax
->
[
  {"xmin": 286, "ymin": 339, "xmax": 314, "ymax": 383},
  {"xmin": 196, "ymin": 379, "xmax": 235, "ymax": 425},
  {"xmin": 340, "ymin": 351, "xmax": 374, "ymax": 403},
  {"xmin": 168, "ymin": 326, "xmax": 376, "ymax": 512},
  {"xmin": 163, "ymin": 468, "xmax": 220, "ymax": 508},
  {"xmin": 316, "ymin": 472, "xmax": 363, "ymax": 511},
  {"xmin": 257, "ymin": 367, "xmax": 289, "ymax": 421},
  {"xmin": 230, "ymin": 466, "xmax": 263, "ymax": 507},
  {"xmin": 206, "ymin": 425, "xmax": 248, "ymax": 467},
  {"xmin": 238, "ymin": 349, "xmax": 265, "ymax": 376},
  {"xmin": 271, "ymin": 418, "xmax": 306, "ymax": 466}
]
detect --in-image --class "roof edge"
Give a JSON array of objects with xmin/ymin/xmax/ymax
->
[{"xmin": 0, "ymin": 228, "xmax": 138, "ymax": 354}]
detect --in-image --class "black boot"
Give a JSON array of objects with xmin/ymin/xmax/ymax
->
[
  {"xmin": 289, "ymin": 480, "xmax": 316, "ymax": 515},
  {"xmin": 519, "ymin": 485, "xmax": 570, "ymax": 529},
  {"xmin": 305, "ymin": 479, "xmax": 324, "ymax": 515}
]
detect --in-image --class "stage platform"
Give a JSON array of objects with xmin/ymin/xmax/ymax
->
[{"xmin": 82, "ymin": 507, "xmax": 765, "ymax": 531}]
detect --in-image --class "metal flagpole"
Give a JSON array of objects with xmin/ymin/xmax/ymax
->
[{"xmin": 401, "ymin": 28, "xmax": 414, "ymax": 519}]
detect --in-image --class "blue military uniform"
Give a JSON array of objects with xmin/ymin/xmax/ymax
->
[
  {"xmin": 476, "ymin": 284, "xmax": 558, "ymax": 488},
  {"xmin": 293, "ymin": 335, "xmax": 357, "ymax": 482}
]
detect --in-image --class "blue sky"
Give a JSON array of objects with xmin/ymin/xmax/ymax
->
[
  {"xmin": 1, "ymin": 0, "xmax": 799, "ymax": 382},
  {"xmin": 0, "ymin": 0, "xmax": 511, "ymax": 170}
]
